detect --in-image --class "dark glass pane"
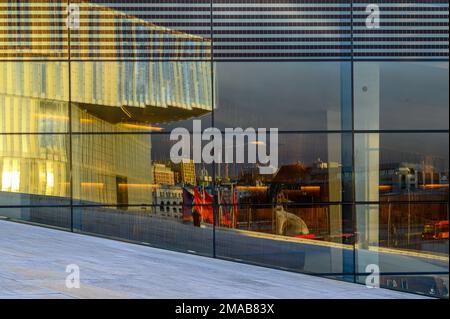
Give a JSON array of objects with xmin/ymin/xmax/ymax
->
[
  {"xmin": 355, "ymin": 62, "xmax": 449, "ymax": 130},
  {"xmin": 215, "ymin": 62, "xmax": 352, "ymax": 131}
]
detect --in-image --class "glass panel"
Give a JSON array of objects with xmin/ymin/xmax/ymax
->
[
  {"xmin": 0, "ymin": 62, "xmax": 69, "ymax": 133},
  {"xmin": 69, "ymin": 0, "xmax": 211, "ymax": 60},
  {"xmin": 70, "ymin": 61, "xmax": 212, "ymax": 133},
  {"xmin": 71, "ymin": 131, "xmax": 214, "ymax": 255},
  {"xmin": 0, "ymin": 0, "xmax": 68, "ymax": 60},
  {"xmin": 215, "ymin": 62, "xmax": 352, "ymax": 131},
  {"xmin": 73, "ymin": 205, "xmax": 213, "ymax": 256},
  {"xmin": 355, "ymin": 133, "xmax": 449, "ymax": 203},
  {"xmin": 72, "ymin": 133, "xmax": 213, "ymax": 206},
  {"xmin": 354, "ymin": 62, "xmax": 449, "ymax": 130},
  {"xmin": 0, "ymin": 206, "xmax": 71, "ymax": 230},
  {"xmin": 72, "ymin": 133, "xmax": 153, "ymax": 206},
  {"xmin": 0, "ymin": 134, "xmax": 70, "ymax": 206},
  {"xmin": 356, "ymin": 204, "xmax": 449, "ymax": 298},
  {"xmin": 0, "ymin": 0, "xmax": 446, "ymax": 299},
  {"xmin": 216, "ymin": 204, "xmax": 354, "ymax": 277},
  {"xmin": 215, "ymin": 133, "xmax": 351, "ymax": 205}
]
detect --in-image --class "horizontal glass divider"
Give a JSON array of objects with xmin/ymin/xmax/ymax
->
[
  {"xmin": 0, "ymin": 132, "xmax": 71, "ymax": 135},
  {"xmin": 2, "ymin": 201, "xmax": 447, "ymax": 209},
  {"xmin": 215, "ymin": 202, "xmax": 449, "ymax": 207},
  {"xmin": 354, "ymin": 271, "xmax": 450, "ymax": 276},
  {"xmin": 364, "ymin": 246, "xmax": 449, "ymax": 262},
  {"xmin": 2, "ymin": 130, "xmax": 448, "ymax": 135},
  {"xmin": 353, "ymin": 130, "xmax": 449, "ymax": 133},
  {"xmin": 70, "ymin": 204, "xmax": 346, "ymax": 208},
  {"xmin": 0, "ymin": 59, "xmax": 212, "ymax": 63},
  {"xmin": 211, "ymin": 58, "xmax": 449, "ymax": 62},
  {"xmin": 0, "ymin": 205, "xmax": 71, "ymax": 208},
  {"xmin": 67, "ymin": 59, "xmax": 213, "ymax": 62},
  {"xmin": 70, "ymin": 131, "xmax": 351, "ymax": 135},
  {"xmin": 267, "ymin": 271, "xmax": 450, "ymax": 277},
  {"xmin": 2, "ymin": 58, "xmax": 448, "ymax": 63},
  {"xmin": 72, "ymin": 204, "xmax": 220, "ymax": 208},
  {"xmin": 354, "ymin": 200, "xmax": 450, "ymax": 205}
]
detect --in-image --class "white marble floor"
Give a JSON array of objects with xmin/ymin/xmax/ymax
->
[{"xmin": 0, "ymin": 220, "xmax": 427, "ymax": 299}]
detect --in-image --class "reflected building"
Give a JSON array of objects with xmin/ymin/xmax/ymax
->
[
  {"xmin": 179, "ymin": 160, "xmax": 197, "ymax": 186},
  {"xmin": 0, "ymin": 0, "xmax": 448, "ymax": 299},
  {"xmin": 153, "ymin": 163, "xmax": 176, "ymax": 186},
  {"xmin": 152, "ymin": 185, "xmax": 183, "ymax": 219},
  {"xmin": 0, "ymin": 3, "xmax": 212, "ymax": 209}
]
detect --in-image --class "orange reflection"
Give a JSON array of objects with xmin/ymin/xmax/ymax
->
[
  {"xmin": 300, "ymin": 186, "xmax": 321, "ymax": 192},
  {"xmin": 119, "ymin": 123, "xmax": 164, "ymax": 131},
  {"xmin": 419, "ymin": 184, "xmax": 449, "ymax": 189},
  {"xmin": 235, "ymin": 186, "xmax": 268, "ymax": 191},
  {"xmin": 80, "ymin": 182, "xmax": 104, "ymax": 188},
  {"xmin": 117, "ymin": 183, "xmax": 160, "ymax": 189}
]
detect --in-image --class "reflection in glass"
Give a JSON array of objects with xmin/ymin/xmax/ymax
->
[
  {"xmin": 216, "ymin": 134, "xmax": 350, "ymax": 205},
  {"xmin": 216, "ymin": 204, "xmax": 354, "ymax": 277},
  {"xmin": 70, "ymin": 1, "xmax": 211, "ymax": 60},
  {"xmin": 70, "ymin": 61, "xmax": 212, "ymax": 133},
  {"xmin": 356, "ymin": 204, "xmax": 449, "ymax": 298},
  {"xmin": 0, "ymin": 134, "xmax": 70, "ymax": 206},
  {"xmin": 355, "ymin": 133, "xmax": 449, "ymax": 203},
  {"xmin": 354, "ymin": 62, "xmax": 449, "ymax": 130},
  {"xmin": 0, "ymin": 1, "xmax": 68, "ymax": 60},
  {"xmin": 0, "ymin": 0, "xmax": 447, "ymax": 299},
  {"xmin": 211, "ymin": 1, "xmax": 351, "ymax": 59},
  {"xmin": 0, "ymin": 62, "xmax": 69, "ymax": 133},
  {"xmin": 215, "ymin": 62, "xmax": 352, "ymax": 131},
  {"xmin": 72, "ymin": 134, "xmax": 153, "ymax": 206}
]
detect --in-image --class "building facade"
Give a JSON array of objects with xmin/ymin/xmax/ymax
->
[
  {"xmin": 152, "ymin": 185, "xmax": 183, "ymax": 219},
  {"xmin": 153, "ymin": 163, "xmax": 176, "ymax": 186},
  {"xmin": 0, "ymin": 1, "xmax": 448, "ymax": 298}
]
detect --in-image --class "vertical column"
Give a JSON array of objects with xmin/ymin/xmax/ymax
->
[{"xmin": 354, "ymin": 63, "xmax": 380, "ymax": 272}]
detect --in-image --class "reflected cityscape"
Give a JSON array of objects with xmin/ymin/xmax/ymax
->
[{"xmin": 0, "ymin": 0, "xmax": 448, "ymax": 299}]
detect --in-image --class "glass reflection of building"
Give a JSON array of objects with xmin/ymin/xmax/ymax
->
[
  {"xmin": 0, "ymin": 0, "xmax": 448, "ymax": 299},
  {"xmin": 0, "ymin": 2, "xmax": 212, "ymax": 208}
]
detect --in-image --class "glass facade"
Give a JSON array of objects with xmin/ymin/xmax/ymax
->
[{"xmin": 0, "ymin": 1, "xmax": 448, "ymax": 298}]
